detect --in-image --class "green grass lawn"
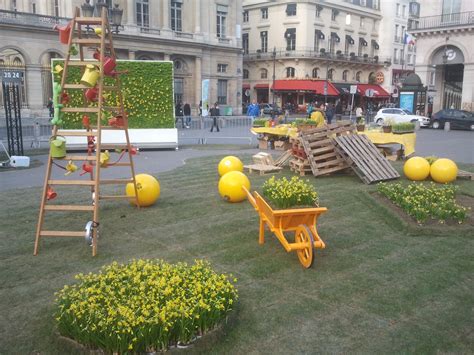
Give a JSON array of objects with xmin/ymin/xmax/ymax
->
[{"xmin": 1, "ymin": 156, "xmax": 473, "ymax": 353}]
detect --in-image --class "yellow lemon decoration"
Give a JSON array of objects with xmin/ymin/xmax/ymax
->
[
  {"xmin": 430, "ymin": 158, "xmax": 458, "ymax": 183},
  {"xmin": 403, "ymin": 157, "xmax": 431, "ymax": 181},
  {"xmin": 126, "ymin": 174, "xmax": 160, "ymax": 207},
  {"xmin": 218, "ymin": 171, "xmax": 250, "ymax": 203},
  {"xmin": 218, "ymin": 156, "xmax": 244, "ymax": 177}
]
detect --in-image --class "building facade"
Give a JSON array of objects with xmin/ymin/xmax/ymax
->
[
  {"xmin": 409, "ymin": 0, "xmax": 474, "ymax": 114},
  {"xmin": 242, "ymin": 0, "xmax": 393, "ymax": 113},
  {"xmin": 0, "ymin": 0, "xmax": 243, "ymax": 119}
]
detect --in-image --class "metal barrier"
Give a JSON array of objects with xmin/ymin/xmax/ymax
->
[
  {"xmin": 0, "ymin": 122, "xmax": 52, "ymax": 149},
  {"xmin": 176, "ymin": 115, "xmax": 256, "ymax": 145}
]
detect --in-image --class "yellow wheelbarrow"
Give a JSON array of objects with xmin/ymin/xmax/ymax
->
[{"xmin": 243, "ymin": 186, "xmax": 327, "ymax": 268}]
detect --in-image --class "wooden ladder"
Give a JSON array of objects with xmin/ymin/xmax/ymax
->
[{"xmin": 34, "ymin": 7, "xmax": 139, "ymax": 256}]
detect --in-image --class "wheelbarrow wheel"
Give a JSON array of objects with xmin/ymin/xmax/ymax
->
[{"xmin": 295, "ymin": 225, "xmax": 314, "ymax": 269}]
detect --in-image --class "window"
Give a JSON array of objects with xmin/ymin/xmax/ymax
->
[
  {"xmin": 402, "ymin": 5, "xmax": 406, "ymax": 17},
  {"xmin": 331, "ymin": 9, "xmax": 338, "ymax": 21},
  {"xmin": 11, "ymin": 0, "xmax": 16, "ymax": 10},
  {"xmin": 54, "ymin": 0, "xmax": 59, "ymax": 17},
  {"xmin": 286, "ymin": 67, "xmax": 295, "ymax": 78},
  {"xmin": 261, "ymin": 7, "xmax": 268, "ymax": 19},
  {"xmin": 400, "ymin": 48, "xmax": 405, "ymax": 64},
  {"xmin": 312, "ymin": 67, "xmax": 320, "ymax": 78},
  {"xmin": 171, "ymin": 1, "xmax": 182, "ymax": 32},
  {"xmin": 316, "ymin": 5, "xmax": 322, "ymax": 18},
  {"xmin": 368, "ymin": 72, "xmax": 376, "ymax": 83},
  {"xmin": 393, "ymin": 48, "xmax": 398, "ymax": 63},
  {"xmin": 174, "ymin": 60, "xmax": 182, "ymax": 70},
  {"xmin": 342, "ymin": 70, "xmax": 349, "ymax": 81},
  {"xmin": 217, "ymin": 5, "xmax": 227, "ymax": 38},
  {"xmin": 358, "ymin": 37, "xmax": 367, "ymax": 56},
  {"xmin": 32, "ymin": 3, "xmax": 36, "ymax": 13},
  {"xmin": 217, "ymin": 80, "xmax": 227, "ymax": 104},
  {"xmin": 260, "ymin": 31, "xmax": 268, "ymax": 53},
  {"xmin": 327, "ymin": 69, "xmax": 335, "ymax": 80},
  {"xmin": 243, "ymin": 10, "xmax": 249, "ymax": 22},
  {"xmin": 401, "ymin": 26, "xmax": 406, "ymax": 41},
  {"xmin": 355, "ymin": 71, "xmax": 362, "ymax": 82},
  {"xmin": 360, "ymin": 17, "xmax": 365, "ymax": 28},
  {"xmin": 395, "ymin": 24, "xmax": 399, "ymax": 42},
  {"xmin": 286, "ymin": 3, "xmax": 297, "ymax": 16},
  {"xmin": 261, "ymin": 69, "xmax": 268, "ymax": 79},
  {"xmin": 407, "ymin": 54, "xmax": 412, "ymax": 64},
  {"xmin": 330, "ymin": 32, "xmax": 340, "ymax": 54},
  {"xmin": 243, "ymin": 69, "xmax": 249, "ymax": 79},
  {"xmin": 346, "ymin": 14, "xmax": 351, "ymax": 25},
  {"xmin": 174, "ymin": 78, "xmax": 183, "ymax": 104},
  {"xmin": 242, "ymin": 33, "xmax": 249, "ymax": 54},
  {"xmin": 396, "ymin": 3, "xmax": 400, "ymax": 16},
  {"xmin": 315, "ymin": 30, "xmax": 325, "ymax": 51},
  {"xmin": 217, "ymin": 64, "xmax": 228, "ymax": 73},
  {"xmin": 136, "ymin": 0, "xmax": 149, "ymax": 28},
  {"xmin": 285, "ymin": 28, "xmax": 296, "ymax": 51}
]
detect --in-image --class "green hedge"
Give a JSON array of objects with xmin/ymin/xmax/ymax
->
[{"xmin": 52, "ymin": 60, "xmax": 174, "ymax": 129}]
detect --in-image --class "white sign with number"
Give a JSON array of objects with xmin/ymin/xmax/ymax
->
[{"xmin": 350, "ymin": 85, "xmax": 357, "ymax": 94}]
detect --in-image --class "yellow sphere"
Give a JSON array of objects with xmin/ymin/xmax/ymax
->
[
  {"xmin": 126, "ymin": 174, "xmax": 160, "ymax": 207},
  {"xmin": 218, "ymin": 156, "xmax": 244, "ymax": 177},
  {"xmin": 430, "ymin": 158, "xmax": 458, "ymax": 183},
  {"xmin": 403, "ymin": 157, "xmax": 431, "ymax": 181},
  {"xmin": 218, "ymin": 171, "xmax": 251, "ymax": 203}
]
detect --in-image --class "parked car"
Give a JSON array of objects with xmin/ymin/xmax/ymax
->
[
  {"xmin": 374, "ymin": 108, "xmax": 430, "ymax": 127},
  {"xmin": 430, "ymin": 109, "xmax": 474, "ymax": 130},
  {"xmin": 261, "ymin": 103, "xmax": 283, "ymax": 115}
]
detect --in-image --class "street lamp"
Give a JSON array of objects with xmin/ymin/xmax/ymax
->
[
  {"xmin": 272, "ymin": 46, "xmax": 276, "ymax": 106},
  {"xmin": 110, "ymin": 4, "xmax": 123, "ymax": 34}
]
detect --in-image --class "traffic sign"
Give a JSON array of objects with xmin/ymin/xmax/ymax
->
[
  {"xmin": 323, "ymin": 81, "xmax": 328, "ymax": 96},
  {"xmin": 350, "ymin": 85, "xmax": 357, "ymax": 94}
]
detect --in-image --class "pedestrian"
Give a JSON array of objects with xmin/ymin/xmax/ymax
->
[
  {"xmin": 175, "ymin": 101, "xmax": 185, "ymax": 128},
  {"xmin": 306, "ymin": 102, "xmax": 314, "ymax": 119},
  {"xmin": 355, "ymin": 105, "xmax": 363, "ymax": 124},
  {"xmin": 183, "ymin": 102, "xmax": 191, "ymax": 128},
  {"xmin": 246, "ymin": 100, "xmax": 260, "ymax": 121},
  {"xmin": 209, "ymin": 102, "xmax": 220, "ymax": 132},
  {"xmin": 199, "ymin": 100, "xmax": 203, "ymax": 117},
  {"xmin": 335, "ymin": 100, "xmax": 343, "ymax": 121},
  {"xmin": 284, "ymin": 102, "xmax": 291, "ymax": 123},
  {"xmin": 47, "ymin": 97, "xmax": 54, "ymax": 118},
  {"xmin": 326, "ymin": 103, "xmax": 335, "ymax": 124}
]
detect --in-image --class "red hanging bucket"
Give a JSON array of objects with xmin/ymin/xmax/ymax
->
[{"xmin": 53, "ymin": 21, "xmax": 72, "ymax": 45}]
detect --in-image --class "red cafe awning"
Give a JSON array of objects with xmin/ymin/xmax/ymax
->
[
  {"xmin": 242, "ymin": 83, "xmax": 251, "ymax": 89},
  {"xmin": 272, "ymin": 80, "xmax": 339, "ymax": 96},
  {"xmin": 254, "ymin": 83, "xmax": 270, "ymax": 89},
  {"xmin": 357, "ymin": 84, "xmax": 390, "ymax": 98}
]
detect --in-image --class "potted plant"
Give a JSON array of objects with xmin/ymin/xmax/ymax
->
[
  {"xmin": 294, "ymin": 118, "xmax": 319, "ymax": 131},
  {"xmin": 252, "ymin": 118, "xmax": 269, "ymax": 127},
  {"xmin": 356, "ymin": 117, "xmax": 365, "ymax": 132},
  {"xmin": 392, "ymin": 122, "xmax": 415, "ymax": 134},
  {"xmin": 382, "ymin": 118, "xmax": 395, "ymax": 133}
]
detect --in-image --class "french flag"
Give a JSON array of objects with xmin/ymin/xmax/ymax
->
[{"xmin": 404, "ymin": 33, "xmax": 415, "ymax": 45}]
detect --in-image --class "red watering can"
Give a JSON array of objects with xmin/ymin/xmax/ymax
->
[
  {"xmin": 80, "ymin": 163, "xmax": 94, "ymax": 176},
  {"xmin": 108, "ymin": 115, "xmax": 125, "ymax": 127},
  {"xmin": 82, "ymin": 115, "xmax": 90, "ymax": 128},
  {"xmin": 93, "ymin": 50, "xmax": 117, "ymax": 76},
  {"xmin": 60, "ymin": 92, "xmax": 70, "ymax": 105},
  {"xmin": 46, "ymin": 186, "xmax": 57, "ymax": 200},
  {"xmin": 130, "ymin": 146, "xmax": 139, "ymax": 155},
  {"xmin": 53, "ymin": 21, "xmax": 72, "ymax": 45},
  {"xmin": 84, "ymin": 87, "xmax": 99, "ymax": 102}
]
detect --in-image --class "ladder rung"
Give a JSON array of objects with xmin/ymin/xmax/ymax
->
[
  {"xmin": 73, "ymin": 38, "xmax": 102, "ymax": 45},
  {"xmin": 63, "ymin": 84, "xmax": 118, "ymax": 90},
  {"xmin": 44, "ymin": 205, "xmax": 94, "ymax": 211},
  {"xmin": 66, "ymin": 61, "xmax": 97, "ymax": 67},
  {"xmin": 109, "ymin": 162, "xmax": 132, "ymax": 167},
  {"xmin": 100, "ymin": 195, "xmax": 135, "ymax": 200},
  {"xmin": 57, "ymin": 130, "xmax": 97, "ymax": 137},
  {"xmin": 94, "ymin": 126, "xmax": 126, "ymax": 130},
  {"xmin": 101, "ymin": 179, "xmax": 133, "ymax": 185},
  {"xmin": 100, "ymin": 144, "xmax": 130, "ymax": 149},
  {"xmin": 76, "ymin": 17, "xmax": 104, "ymax": 25},
  {"xmin": 56, "ymin": 155, "xmax": 97, "ymax": 161},
  {"xmin": 40, "ymin": 231, "xmax": 84, "ymax": 237},
  {"xmin": 103, "ymin": 106, "xmax": 121, "ymax": 111},
  {"xmin": 48, "ymin": 179, "xmax": 96, "ymax": 186},
  {"xmin": 62, "ymin": 107, "xmax": 100, "ymax": 113}
]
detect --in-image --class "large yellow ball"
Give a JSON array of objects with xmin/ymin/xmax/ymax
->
[
  {"xmin": 126, "ymin": 174, "xmax": 160, "ymax": 207},
  {"xmin": 218, "ymin": 171, "xmax": 251, "ymax": 203},
  {"xmin": 430, "ymin": 158, "xmax": 458, "ymax": 183},
  {"xmin": 403, "ymin": 157, "xmax": 431, "ymax": 181},
  {"xmin": 218, "ymin": 156, "xmax": 244, "ymax": 177}
]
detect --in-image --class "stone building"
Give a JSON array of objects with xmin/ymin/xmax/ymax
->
[
  {"xmin": 0, "ymin": 0, "xmax": 243, "ymax": 119},
  {"xmin": 409, "ymin": 0, "xmax": 474, "ymax": 114},
  {"xmin": 242, "ymin": 0, "xmax": 393, "ymax": 113}
]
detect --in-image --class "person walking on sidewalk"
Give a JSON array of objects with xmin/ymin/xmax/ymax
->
[
  {"xmin": 209, "ymin": 102, "xmax": 220, "ymax": 132},
  {"xmin": 183, "ymin": 102, "xmax": 191, "ymax": 128},
  {"xmin": 175, "ymin": 101, "xmax": 185, "ymax": 128},
  {"xmin": 246, "ymin": 100, "xmax": 260, "ymax": 121}
]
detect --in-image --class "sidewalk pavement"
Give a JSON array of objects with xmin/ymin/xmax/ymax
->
[{"xmin": 0, "ymin": 147, "xmax": 260, "ymax": 192}]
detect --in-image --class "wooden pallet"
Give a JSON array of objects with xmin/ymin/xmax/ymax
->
[
  {"xmin": 274, "ymin": 149, "xmax": 292, "ymax": 167},
  {"xmin": 252, "ymin": 152, "xmax": 275, "ymax": 165},
  {"xmin": 333, "ymin": 134, "xmax": 400, "ymax": 184},
  {"xmin": 289, "ymin": 157, "xmax": 312, "ymax": 176},
  {"xmin": 457, "ymin": 169, "xmax": 474, "ymax": 180},
  {"xmin": 290, "ymin": 137, "xmax": 307, "ymax": 159},
  {"xmin": 244, "ymin": 164, "xmax": 283, "ymax": 176},
  {"xmin": 299, "ymin": 121, "xmax": 354, "ymax": 177}
]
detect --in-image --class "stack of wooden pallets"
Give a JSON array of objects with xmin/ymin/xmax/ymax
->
[{"xmin": 289, "ymin": 136, "xmax": 311, "ymax": 176}]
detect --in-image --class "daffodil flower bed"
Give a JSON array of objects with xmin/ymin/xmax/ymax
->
[
  {"xmin": 377, "ymin": 182, "xmax": 469, "ymax": 224},
  {"xmin": 262, "ymin": 176, "xmax": 319, "ymax": 209},
  {"xmin": 55, "ymin": 259, "xmax": 238, "ymax": 353}
]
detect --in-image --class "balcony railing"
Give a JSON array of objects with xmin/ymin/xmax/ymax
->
[
  {"xmin": 244, "ymin": 48, "xmax": 391, "ymax": 66},
  {"xmin": 0, "ymin": 9, "xmax": 70, "ymax": 28},
  {"xmin": 408, "ymin": 11, "xmax": 474, "ymax": 31}
]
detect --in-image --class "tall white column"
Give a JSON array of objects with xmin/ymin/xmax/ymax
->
[
  {"xmin": 195, "ymin": 57, "xmax": 202, "ymax": 106},
  {"xmin": 128, "ymin": 50, "xmax": 136, "ymax": 60},
  {"xmin": 194, "ymin": 1, "xmax": 201, "ymax": 33},
  {"xmin": 162, "ymin": 0, "xmax": 170, "ymax": 29},
  {"xmin": 26, "ymin": 65, "xmax": 43, "ymax": 110},
  {"xmin": 126, "ymin": 0, "xmax": 135, "ymax": 25},
  {"xmin": 461, "ymin": 63, "xmax": 474, "ymax": 111}
]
